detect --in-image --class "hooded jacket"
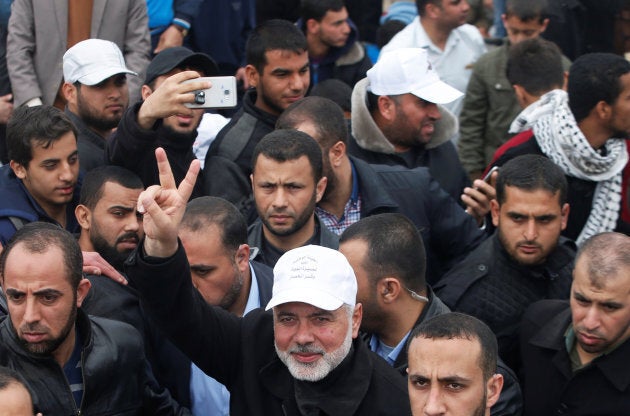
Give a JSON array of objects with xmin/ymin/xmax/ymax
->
[
  {"xmin": 0, "ymin": 165, "xmax": 81, "ymax": 245},
  {"xmin": 349, "ymin": 77, "xmax": 470, "ymax": 200}
]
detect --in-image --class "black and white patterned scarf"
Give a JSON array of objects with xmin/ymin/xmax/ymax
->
[{"xmin": 509, "ymin": 89, "xmax": 628, "ymax": 245}]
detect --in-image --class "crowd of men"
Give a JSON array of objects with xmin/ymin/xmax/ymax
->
[{"xmin": 0, "ymin": 0, "xmax": 629, "ymax": 415}]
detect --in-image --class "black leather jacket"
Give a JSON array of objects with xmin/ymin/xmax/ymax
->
[{"xmin": 0, "ymin": 309, "xmax": 189, "ymax": 415}]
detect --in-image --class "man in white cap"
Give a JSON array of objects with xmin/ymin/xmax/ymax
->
[
  {"xmin": 61, "ymin": 39, "xmax": 137, "ymax": 172},
  {"xmin": 125, "ymin": 149, "xmax": 411, "ymax": 415},
  {"xmin": 349, "ymin": 47, "xmax": 470, "ymax": 201}
]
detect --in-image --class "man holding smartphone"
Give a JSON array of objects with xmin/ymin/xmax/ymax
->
[{"xmin": 107, "ymin": 47, "xmax": 218, "ymax": 199}]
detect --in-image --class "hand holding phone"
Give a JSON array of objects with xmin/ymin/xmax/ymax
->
[{"xmin": 183, "ymin": 76, "xmax": 237, "ymax": 109}]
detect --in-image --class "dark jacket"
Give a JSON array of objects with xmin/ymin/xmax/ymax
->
[
  {"xmin": 82, "ymin": 261, "xmax": 274, "ymax": 408},
  {"xmin": 296, "ymin": 17, "xmax": 371, "ymax": 88},
  {"xmin": 107, "ymin": 101, "xmax": 206, "ymax": 199},
  {"xmin": 363, "ymin": 287, "xmax": 523, "ymax": 416},
  {"xmin": 0, "ymin": 309, "xmax": 188, "ymax": 415},
  {"xmin": 520, "ymin": 299, "xmax": 630, "ymax": 415},
  {"xmin": 0, "ymin": 165, "xmax": 80, "ymax": 245},
  {"xmin": 491, "ymin": 135, "xmax": 630, "ymax": 239},
  {"xmin": 350, "ymin": 78, "xmax": 470, "ymax": 201},
  {"xmin": 204, "ymin": 89, "xmax": 277, "ymax": 179},
  {"xmin": 435, "ymin": 233, "xmax": 576, "ymax": 369},
  {"xmin": 353, "ymin": 157, "xmax": 486, "ymax": 282},
  {"xmin": 126, "ymin": 244, "xmax": 412, "ymax": 416},
  {"xmin": 248, "ymin": 216, "xmax": 339, "ymax": 267},
  {"xmin": 66, "ymin": 108, "xmax": 107, "ymax": 173}
]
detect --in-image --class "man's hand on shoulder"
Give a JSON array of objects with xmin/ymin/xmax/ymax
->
[{"xmin": 82, "ymin": 251, "xmax": 128, "ymax": 285}]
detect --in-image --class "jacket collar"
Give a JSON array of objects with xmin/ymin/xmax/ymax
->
[
  {"xmin": 260, "ymin": 338, "xmax": 373, "ymax": 415},
  {"xmin": 529, "ymin": 305, "xmax": 630, "ymax": 391},
  {"xmin": 242, "ymin": 89, "xmax": 279, "ymax": 128},
  {"xmin": 349, "ymin": 156, "xmax": 399, "ymax": 216},
  {"xmin": 350, "ymin": 77, "xmax": 458, "ymax": 153}
]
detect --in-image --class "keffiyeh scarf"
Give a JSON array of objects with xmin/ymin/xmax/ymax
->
[{"xmin": 509, "ymin": 89, "xmax": 628, "ymax": 245}]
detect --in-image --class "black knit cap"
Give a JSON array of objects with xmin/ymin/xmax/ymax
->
[{"xmin": 145, "ymin": 47, "xmax": 219, "ymax": 85}]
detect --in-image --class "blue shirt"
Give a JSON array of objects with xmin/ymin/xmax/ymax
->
[
  {"xmin": 369, "ymin": 331, "xmax": 411, "ymax": 366},
  {"xmin": 190, "ymin": 264, "xmax": 260, "ymax": 415},
  {"xmin": 316, "ymin": 161, "xmax": 362, "ymax": 235}
]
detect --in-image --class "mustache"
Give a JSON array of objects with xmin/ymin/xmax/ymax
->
[
  {"xmin": 289, "ymin": 344, "xmax": 325, "ymax": 355},
  {"xmin": 19, "ymin": 323, "xmax": 48, "ymax": 333},
  {"xmin": 116, "ymin": 232, "xmax": 140, "ymax": 245}
]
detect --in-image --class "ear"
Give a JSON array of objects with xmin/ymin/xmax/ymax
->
[
  {"xmin": 141, "ymin": 84, "xmax": 153, "ymax": 101},
  {"xmin": 425, "ymin": 2, "xmax": 441, "ymax": 19},
  {"xmin": 75, "ymin": 278, "xmax": 92, "ymax": 307},
  {"xmin": 235, "ymin": 244, "xmax": 251, "ymax": 273},
  {"xmin": 560, "ymin": 203, "xmax": 570, "ymax": 230},
  {"xmin": 74, "ymin": 204, "xmax": 92, "ymax": 230},
  {"xmin": 351, "ymin": 303, "xmax": 362, "ymax": 338},
  {"xmin": 512, "ymin": 84, "xmax": 527, "ymax": 108},
  {"xmin": 245, "ymin": 64, "xmax": 259, "ymax": 89},
  {"xmin": 485, "ymin": 373, "xmax": 504, "ymax": 409},
  {"xmin": 9, "ymin": 160, "xmax": 27, "ymax": 180},
  {"xmin": 490, "ymin": 199, "xmax": 500, "ymax": 227},
  {"xmin": 377, "ymin": 95, "xmax": 396, "ymax": 121},
  {"xmin": 305, "ymin": 18, "xmax": 319, "ymax": 35},
  {"xmin": 595, "ymin": 100, "xmax": 612, "ymax": 121},
  {"xmin": 539, "ymin": 18, "xmax": 549, "ymax": 33},
  {"xmin": 377, "ymin": 277, "xmax": 402, "ymax": 304},
  {"xmin": 329, "ymin": 141, "xmax": 346, "ymax": 168},
  {"xmin": 315, "ymin": 176, "xmax": 327, "ymax": 203},
  {"xmin": 61, "ymin": 82, "xmax": 77, "ymax": 103}
]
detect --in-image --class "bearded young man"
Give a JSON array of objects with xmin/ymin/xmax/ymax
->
[{"xmin": 435, "ymin": 154, "xmax": 576, "ymax": 370}]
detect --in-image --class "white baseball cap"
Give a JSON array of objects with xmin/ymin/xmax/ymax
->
[
  {"xmin": 266, "ymin": 245, "xmax": 357, "ymax": 311},
  {"xmin": 63, "ymin": 39, "xmax": 137, "ymax": 85},
  {"xmin": 367, "ymin": 48, "xmax": 463, "ymax": 104}
]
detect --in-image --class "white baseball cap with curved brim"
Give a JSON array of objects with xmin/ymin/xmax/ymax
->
[
  {"xmin": 63, "ymin": 39, "xmax": 137, "ymax": 85},
  {"xmin": 266, "ymin": 245, "xmax": 357, "ymax": 311},
  {"xmin": 367, "ymin": 48, "xmax": 463, "ymax": 104}
]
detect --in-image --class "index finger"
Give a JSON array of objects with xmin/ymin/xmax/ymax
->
[{"xmin": 155, "ymin": 147, "xmax": 177, "ymax": 190}]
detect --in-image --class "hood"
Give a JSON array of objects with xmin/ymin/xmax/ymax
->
[{"xmin": 350, "ymin": 78, "xmax": 458, "ymax": 153}]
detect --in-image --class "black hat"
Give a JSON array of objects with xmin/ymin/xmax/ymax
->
[{"xmin": 145, "ymin": 47, "xmax": 219, "ymax": 85}]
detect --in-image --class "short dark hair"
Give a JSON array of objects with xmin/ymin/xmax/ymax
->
[
  {"xmin": 7, "ymin": 105, "xmax": 78, "ymax": 167},
  {"xmin": 0, "ymin": 366, "xmax": 34, "ymax": 410},
  {"xmin": 276, "ymin": 96, "xmax": 349, "ymax": 150},
  {"xmin": 409, "ymin": 312, "xmax": 498, "ymax": 380},
  {"xmin": 309, "ymin": 79, "xmax": 352, "ymax": 114},
  {"xmin": 340, "ymin": 213, "xmax": 426, "ymax": 292},
  {"xmin": 0, "ymin": 222, "xmax": 83, "ymax": 290},
  {"xmin": 505, "ymin": 0, "xmax": 548, "ymax": 23},
  {"xmin": 300, "ymin": 0, "xmax": 345, "ymax": 22},
  {"xmin": 246, "ymin": 19, "xmax": 308, "ymax": 74},
  {"xmin": 180, "ymin": 196, "xmax": 248, "ymax": 257},
  {"xmin": 415, "ymin": 0, "xmax": 441, "ymax": 17},
  {"xmin": 506, "ymin": 37, "xmax": 564, "ymax": 96},
  {"xmin": 495, "ymin": 155, "xmax": 567, "ymax": 206},
  {"xmin": 568, "ymin": 53, "xmax": 630, "ymax": 123},
  {"xmin": 376, "ymin": 20, "xmax": 407, "ymax": 49},
  {"xmin": 252, "ymin": 129, "xmax": 323, "ymax": 183},
  {"xmin": 79, "ymin": 166, "xmax": 144, "ymax": 210},
  {"xmin": 576, "ymin": 232, "xmax": 630, "ymax": 289}
]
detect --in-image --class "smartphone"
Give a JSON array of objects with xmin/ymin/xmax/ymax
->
[
  {"xmin": 184, "ymin": 76, "xmax": 237, "ymax": 109},
  {"xmin": 482, "ymin": 166, "xmax": 500, "ymax": 183}
]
